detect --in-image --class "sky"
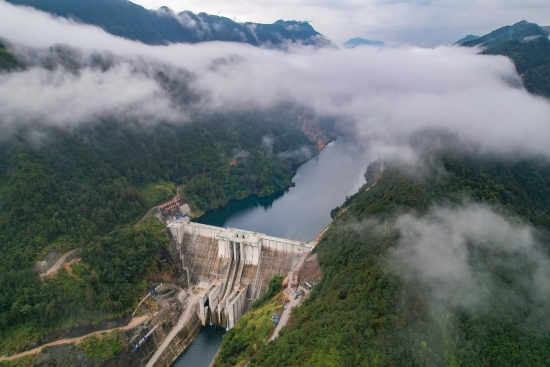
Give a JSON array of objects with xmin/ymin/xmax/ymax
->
[{"xmin": 131, "ymin": 0, "xmax": 550, "ymax": 46}]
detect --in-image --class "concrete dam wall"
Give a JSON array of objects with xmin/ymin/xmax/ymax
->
[
  {"xmin": 152, "ymin": 312, "xmax": 202, "ymax": 367},
  {"xmin": 167, "ymin": 220, "xmax": 316, "ymax": 329}
]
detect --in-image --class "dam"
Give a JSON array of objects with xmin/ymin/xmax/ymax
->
[
  {"xmin": 164, "ymin": 136, "xmax": 367, "ymax": 367},
  {"xmin": 168, "ymin": 219, "xmax": 316, "ymax": 330}
]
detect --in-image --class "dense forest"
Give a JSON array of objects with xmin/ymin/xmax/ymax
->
[
  {"xmin": 482, "ymin": 36, "xmax": 550, "ymax": 97},
  {"xmin": 0, "ymin": 45, "xmax": 323, "ymax": 353},
  {"xmin": 459, "ymin": 21, "xmax": 550, "ymax": 97},
  {"xmin": 0, "ymin": 41, "xmax": 22, "ymax": 71},
  {"xmin": 220, "ymin": 133, "xmax": 550, "ymax": 366}
]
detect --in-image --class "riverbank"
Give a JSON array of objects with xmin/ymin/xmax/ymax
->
[
  {"xmin": 195, "ymin": 136, "xmax": 367, "ymax": 242},
  {"xmin": 188, "ymin": 137, "xmax": 336, "ymax": 223},
  {"xmin": 145, "ymin": 291, "xmax": 202, "ymax": 367},
  {"xmin": 160, "ymin": 136, "xmax": 366, "ymax": 367}
]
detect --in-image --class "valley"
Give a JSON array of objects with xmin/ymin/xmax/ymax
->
[{"xmin": 2, "ymin": 1, "xmax": 550, "ymax": 366}]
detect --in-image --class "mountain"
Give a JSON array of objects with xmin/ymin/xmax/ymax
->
[
  {"xmin": 343, "ymin": 37, "xmax": 385, "ymax": 48},
  {"xmin": 5, "ymin": 0, "xmax": 329, "ymax": 48},
  {"xmin": 0, "ymin": 44, "xmax": 332, "ymax": 356},
  {"xmin": 459, "ymin": 21, "xmax": 550, "ymax": 97},
  {"xmin": 460, "ymin": 20, "xmax": 547, "ymax": 48},
  {"xmin": 453, "ymin": 34, "xmax": 480, "ymax": 45},
  {"xmin": 0, "ymin": 41, "xmax": 23, "ymax": 70},
  {"xmin": 214, "ymin": 132, "xmax": 550, "ymax": 366}
]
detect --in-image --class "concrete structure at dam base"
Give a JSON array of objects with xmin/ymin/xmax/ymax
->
[
  {"xmin": 148, "ymin": 219, "xmax": 316, "ymax": 366},
  {"xmin": 167, "ymin": 219, "xmax": 316, "ymax": 330}
]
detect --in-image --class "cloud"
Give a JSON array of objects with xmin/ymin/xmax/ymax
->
[
  {"xmin": 2, "ymin": 1, "xmax": 550, "ymax": 160},
  {"xmin": 389, "ymin": 202, "xmax": 550, "ymax": 329},
  {"xmin": 0, "ymin": 63, "xmax": 181, "ymax": 130},
  {"xmin": 277, "ymin": 146, "xmax": 313, "ymax": 160},
  {"xmin": 177, "ymin": 11, "xmax": 198, "ymax": 29},
  {"xmin": 261, "ymin": 135, "xmax": 274, "ymax": 154}
]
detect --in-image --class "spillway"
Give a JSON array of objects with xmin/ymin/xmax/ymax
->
[{"xmin": 167, "ymin": 219, "xmax": 316, "ymax": 329}]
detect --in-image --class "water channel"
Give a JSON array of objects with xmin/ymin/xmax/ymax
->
[{"xmin": 171, "ymin": 136, "xmax": 367, "ymax": 367}]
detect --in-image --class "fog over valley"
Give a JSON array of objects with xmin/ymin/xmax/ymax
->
[
  {"xmin": 2, "ymin": 1, "xmax": 550, "ymax": 159},
  {"xmin": 2, "ymin": 1, "xmax": 550, "ymax": 366}
]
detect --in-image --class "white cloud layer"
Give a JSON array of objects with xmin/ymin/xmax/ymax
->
[
  {"xmin": 0, "ymin": 64, "xmax": 181, "ymax": 130},
  {"xmin": 391, "ymin": 203, "xmax": 550, "ymax": 319},
  {"xmin": 1, "ymin": 1, "xmax": 550, "ymax": 159}
]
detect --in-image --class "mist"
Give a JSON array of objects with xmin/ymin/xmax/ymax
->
[
  {"xmin": 389, "ymin": 202, "xmax": 550, "ymax": 331},
  {"xmin": 1, "ymin": 0, "xmax": 550, "ymax": 159}
]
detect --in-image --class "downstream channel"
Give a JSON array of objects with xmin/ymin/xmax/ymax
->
[{"xmin": 171, "ymin": 136, "xmax": 367, "ymax": 367}]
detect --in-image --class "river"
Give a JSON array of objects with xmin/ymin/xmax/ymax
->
[{"xmin": 171, "ymin": 136, "xmax": 367, "ymax": 367}]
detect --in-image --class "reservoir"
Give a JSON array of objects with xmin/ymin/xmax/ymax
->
[
  {"xmin": 172, "ymin": 136, "xmax": 367, "ymax": 367},
  {"xmin": 196, "ymin": 136, "xmax": 368, "ymax": 241}
]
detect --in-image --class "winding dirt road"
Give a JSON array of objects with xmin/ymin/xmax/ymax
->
[
  {"xmin": 0, "ymin": 316, "xmax": 149, "ymax": 363},
  {"xmin": 39, "ymin": 248, "xmax": 80, "ymax": 279}
]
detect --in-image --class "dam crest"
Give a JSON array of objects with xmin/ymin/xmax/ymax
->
[{"xmin": 167, "ymin": 220, "xmax": 316, "ymax": 329}]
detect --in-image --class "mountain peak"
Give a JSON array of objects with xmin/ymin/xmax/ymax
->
[
  {"xmin": 454, "ymin": 35, "xmax": 480, "ymax": 45},
  {"xmin": 459, "ymin": 20, "xmax": 546, "ymax": 48},
  {"xmin": 5, "ymin": 0, "xmax": 330, "ymax": 49},
  {"xmin": 343, "ymin": 37, "xmax": 385, "ymax": 48}
]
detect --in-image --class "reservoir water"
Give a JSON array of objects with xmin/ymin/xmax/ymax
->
[
  {"xmin": 172, "ymin": 136, "xmax": 367, "ymax": 367},
  {"xmin": 196, "ymin": 136, "xmax": 368, "ymax": 241}
]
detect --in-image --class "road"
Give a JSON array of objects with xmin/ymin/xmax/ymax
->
[
  {"xmin": 269, "ymin": 292, "xmax": 303, "ymax": 342},
  {"xmin": 40, "ymin": 248, "xmax": 80, "ymax": 279},
  {"xmin": 0, "ymin": 316, "xmax": 149, "ymax": 362},
  {"xmin": 11, "ymin": 184, "xmax": 187, "ymax": 364},
  {"xmin": 134, "ymin": 206, "xmax": 160, "ymax": 227},
  {"xmin": 134, "ymin": 184, "xmax": 182, "ymax": 227},
  {"xmin": 145, "ymin": 291, "xmax": 201, "ymax": 367}
]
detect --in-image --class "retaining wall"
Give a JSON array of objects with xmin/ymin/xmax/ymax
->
[{"xmin": 152, "ymin": 312, "xmax": 202, "ymax": 367}]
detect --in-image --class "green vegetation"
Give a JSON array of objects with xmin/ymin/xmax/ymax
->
[
  {"xmin": 1, "ymin": 215, "xmax": 172, "ymax": 354},
  {"xmin": 483, "ymin": 36, "xmax": 550, "ymax": 97},
  {"xmin": 220, "ymin": 135, "xmax": 550, "ymax": 366},
  {"xmin": 5, "ymin": 0, "xmax": 322, "ymax": 47},
  {"xmin": 0, "ymin": 100, "xmax": 319, "ymax": 354},
  {"xmin": 0, "ymin": 41, "xmax": 23, "ymax": 71},
  {"xmin": 138, "ymin": 180, "xmax": 176, "ymax": 207},
  {"xmin": 214, "ymin": 279, "xmax": 284, "ymax": 367},
  {"xmin": 460, "ymin": 21, "xmax": 547, "ymax": 48},
  {"xmin": 252, "ymin": 275, "xmax": 284, "ymax": 310},
  {"xmin": 77, "ymin": 330, "xmax": 122, "ymax": 360},
  {"xmin": 459, "ymin": 21, "xmax": 550, "ymax": 97},
  {"xmin": 0, "ymin": 355, "xmax": 34, "ymax": 367}
]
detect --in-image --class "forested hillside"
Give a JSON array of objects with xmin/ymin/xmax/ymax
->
[
  {"xmin": 482, "ymin": 36, "xmax": 550, "ymax": 97},
  {"xmin": 0, "ymin": 46, "xmax": 325, "ymax": 354},
  {"xmin": 459, "ymin": 21, "xmax": 547, "ymax": 48},
  {"xmin": 0, "ymin": 41, "xmax": 22, "ymax": 71},
  {"xmin": 459, "ymin": 21, "xmax": 550, "ymax": 97},
  {"xmin": 223, "ymin": 133, "xmax": 550, "ymax": 366}
]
